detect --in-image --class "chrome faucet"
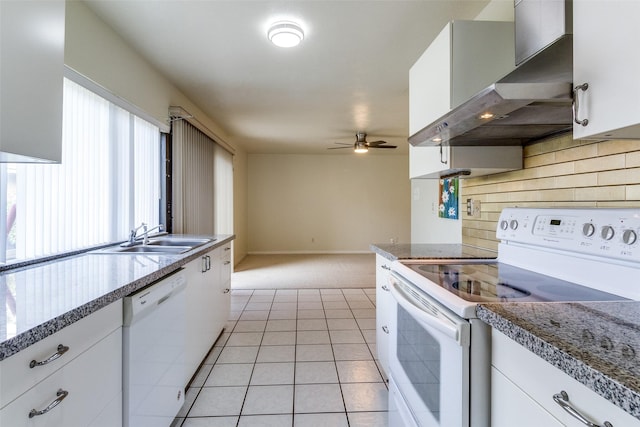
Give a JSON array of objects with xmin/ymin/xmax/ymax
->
[
  {"xmin": 121, "ymin": 222, "xmax": 164, "ymax": 247},
  {"xmin": 122, "ymin": 223, "xmax": 147, "ymax": 247},
  {"xmin": 141, "ymin": 224, "xmax": 164, "ymax": 245}
]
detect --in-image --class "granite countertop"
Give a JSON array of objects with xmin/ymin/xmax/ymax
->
[
  {"xmin": 477, "ymin": 302, "xmax": 640, "ymax": 420},
  {"xmin": 370, "ymin": 243, "xmax": 498, "ymax": 261},
  {"xmin": 0, "ymin": 234, "xmax": 234, "ymax": 361}
]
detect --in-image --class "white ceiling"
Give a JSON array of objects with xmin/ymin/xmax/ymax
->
[{"xmin": 85, "ymin": 0, "xmax": 491, "ymax": 154}]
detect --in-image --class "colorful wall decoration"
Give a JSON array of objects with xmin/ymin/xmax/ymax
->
[{"xmin": 439, "ymin": 177, "xmax": 459, "ymax": 220}]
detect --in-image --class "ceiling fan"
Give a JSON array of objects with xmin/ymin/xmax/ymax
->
[{"xmin": 328, "ymin": 132, "xmax": 398, "ymax": 153}]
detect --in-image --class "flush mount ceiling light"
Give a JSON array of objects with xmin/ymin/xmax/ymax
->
[{"xmin": 268, "ymin": 21, "xmax": 304, "ymax": 47}]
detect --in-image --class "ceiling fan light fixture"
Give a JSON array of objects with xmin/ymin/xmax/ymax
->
[
  {"xmin": 354, "ymin": 143, "xmax": 368, "ymax": 153},
  {"xmin": 268, "ymin": 21, "xmax": 304, "ymax": 48}
]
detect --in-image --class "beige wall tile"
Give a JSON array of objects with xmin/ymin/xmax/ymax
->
[
  {"xmin": 598, "ymin": 140, "xmax": 640, "ymax": 156},
  {"xmin": 524, "ymin": 152, "xmax": 555, "ymax": 168},
  {"xmin": 555, "ymin": 143, "xmax": 598, "ymax": 163},
  {"xmin": 625, "ymin": 185, "xmax": 640, "ymax": 200},
  {"xmin": 627, "ymin": 151, "xmax": 640, "ymax": 168},
  {"xmin": 574, "ymin": 154, "xmax": 626, "ymax": 173},
  {"xmin": 575, "ymin": 186, "xmax": 626, "ymax": 201},
  {"xmin": 555, "ymin": 173, "xmax": 598, "ymax": 188},
  {"xmin": 598, "ymin": 168, "xmax": 640, "ymax": 186}
]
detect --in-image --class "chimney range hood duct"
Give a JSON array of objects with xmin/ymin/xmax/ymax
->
[{"xmin": 410, "ymin": 0, "xmax": 573, "ymax": 147}]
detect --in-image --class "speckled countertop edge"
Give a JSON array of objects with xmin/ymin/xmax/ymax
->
[
  {"xmin": 369, "ymin": 243, "xmax": 498, "ymax": 262},
  {"xmin": 477, "ymin": 304, "xmax": 640, "ymax": 420},
  {"xmin": 0, "ymin": 235, "xmax": 234, "ymax": 361}
]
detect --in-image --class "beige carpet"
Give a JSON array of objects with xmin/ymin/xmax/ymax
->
[{"xmin": 231, "ymin": 253, "xmax": 376, "ymax": 290}]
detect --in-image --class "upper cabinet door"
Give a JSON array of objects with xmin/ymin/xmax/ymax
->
[
  {"xmin": 573, "ymin": 0, "xmax": 640, "ymax": 139},
  {"xmin": 0, "ymin": 0, "xmax": 65, "ymax": 163}
]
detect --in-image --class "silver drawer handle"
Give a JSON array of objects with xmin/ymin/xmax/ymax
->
[
  {"xmin": 553, "ymin": 391, "xmax": 613, "ymax": 427},
  {"xmin": 224, "ymin": 247, "xmax": 231, "ymax": 251},
  {"xmin": 29, "ymin": 389, "xmax": 68, "ymax": 418},
  {"xmin": 381, "ymin": 285, "xmax": 390, "ymax": 292},
  {"xmin": 381, "ymin": 264, "xmax": 391, "ymax": 270},
  {"xmin": 382, "ymin": 326, "xmax": 389, "ymax": 334},
  {"xmin": 573, "ymin": 83, "xmax": 589, "ymax": 126},
  {"xmin": 30, "ymin": 344, "xmax": 69, "ymax": 369},
  {"xmin": 224, "ymin": 261, "xmax": 231, "ymax": 265}
]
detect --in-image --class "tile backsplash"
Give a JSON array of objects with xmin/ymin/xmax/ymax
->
[{"xmin": 461, "ymin": 135, "xmax": 640, "ymax": 251}]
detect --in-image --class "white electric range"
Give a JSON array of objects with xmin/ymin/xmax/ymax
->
[{"xmin": 387, "ymin": 208, "xmax": 640, "ymax": 427}]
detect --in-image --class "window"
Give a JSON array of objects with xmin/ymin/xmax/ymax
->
[{"xmin": 0, "ymin": 78, "xmax": 162, "ymax": 264}]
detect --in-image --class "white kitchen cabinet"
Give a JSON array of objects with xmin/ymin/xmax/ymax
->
[
  {"xmin": 185, "ymin": 245, "xmax": 231, "ymax": 384},
  {"xmin": 213, "ymin": 243, "xmax": 232, "ymax": 336},
  {"xmin": 409, "ymin": 20, "xmax": 521, "ymax": 179},
  {"xmin": 573, "ymin": 0, "xmax": 640, "ymax": 139},
  {"xmin": 0, "ymin": 0, "xmax": 65, "ymax": 163},
  {"xmin": 491, "ymin": 329, "xmax": 640, "ymax": 427},
  {"xmin": 375, "ymin": 254, "xmax": 393, "ymax": 378},
  {"xmin": 409, "ymin": 20, "xmax": 514, "ymax": 137},
  {"xmin": 409, "ymin": 145, "xmax": 522, "ymax": 179},
  {"xmin": 0, "ymin": 308, "xmax": 122, "ymax": 427}
]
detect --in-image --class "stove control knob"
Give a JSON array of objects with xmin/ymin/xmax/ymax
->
[
  {"xmin": 500, "ymin": 220, "xmax": 509, "ymax": 231},
  {"xmin": 600, "ymin": 225, "xmax": 615, "ymax": 241},
  {"xmin": 622, "ymin": 229, "xmax": 638, "ymax": 245},
  {"xmin": 510, "ymin": 220, "xmax": 519, "ymax": 230},
  {"xmin": 582, "ymin": 223, "xmax": 595, "ymax": 237}
]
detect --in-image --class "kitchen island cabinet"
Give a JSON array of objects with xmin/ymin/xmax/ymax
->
[
  {"xmin": 491, "ymin": 329, "xmax": 638, "ymax": 427},
  {"xmin": 478, "ymin": 302, "xmax": 640, "ymax": 425},
  {"xmin": 374, "ymin": 254, "xmax": 393, "ymax": 378},
  {"xmin": 573, "ymin": 0, "xmax": 640, "ymax": 139}
]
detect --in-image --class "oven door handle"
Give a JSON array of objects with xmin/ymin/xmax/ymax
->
[{"xmin": 390, "ymin": 279, "xmax": 461, "ymax": 343}]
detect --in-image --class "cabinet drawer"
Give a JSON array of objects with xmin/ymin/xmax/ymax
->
[
  {"xmin": 0, "ymin": 328, "xmax": 122, "ymax": 427},
  {"xmin": 492, "ymin": 330, "xmax": 639, "ymax": 426},
  {"xmin": 0, "ymin": 301, "xmax": 122, "ymax": 407}
]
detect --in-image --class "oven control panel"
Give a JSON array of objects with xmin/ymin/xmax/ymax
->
[{"xmin": 497, "ymin": 208, "xmax": 640, "ymax": 262}]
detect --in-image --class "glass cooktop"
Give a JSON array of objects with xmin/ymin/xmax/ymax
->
[{"xmin": 406, "ymin": 263, "xmax": 627, "ymax": 303}]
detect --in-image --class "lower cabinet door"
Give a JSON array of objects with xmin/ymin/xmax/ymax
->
[
  {"xmin": 491, "ymin": 367, "xmax": 563, "ymax": 427},
  {"xmin": 0, "ymin": 328, "xmax": 122, "ymax": 427}
]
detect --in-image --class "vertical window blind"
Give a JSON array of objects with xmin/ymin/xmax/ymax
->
[
  {"xmin": 0, "ymin": 78, "xmax": 161, "ymax": 263},
  {"xmin": 172, "ymin": 120, "xmax": 233, "ymax": 237}
]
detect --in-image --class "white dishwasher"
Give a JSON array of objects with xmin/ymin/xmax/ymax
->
[{"xmin": 123, "ymin": 269, "xmax": 186, "ymax": 427}]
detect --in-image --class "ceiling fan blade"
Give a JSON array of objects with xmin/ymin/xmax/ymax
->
[
  {"xmin": 366, "ymin": 140, "xmax": 388, "ymax": 146},
  {"xmin": 370, "ymin": 145, "xmax": 397, "ymax": 149},
  {"xmin": 327, "ymin": 146, "xmax": 352, "ymax": 150}
]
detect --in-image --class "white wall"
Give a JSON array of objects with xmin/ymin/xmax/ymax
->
[
  {"xmin": 410, "ymin": 180, "xmax": 462, "ymax": 244},
  {"xmin": 64, "ymin": 1, "xmax": 249, "ymax": 262},
  {"xmin": 248, "ymin": 154, "xmax": 410, "ymax": 253}
]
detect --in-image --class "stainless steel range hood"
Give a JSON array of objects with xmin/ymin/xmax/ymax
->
[{"xmin": 410, "ymin": 0, "xmax": 573, "ymax": 147}]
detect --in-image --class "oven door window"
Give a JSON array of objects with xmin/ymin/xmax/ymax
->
[{"xmin": 390, "ymin": 303, "xmax": 470, "ymax": 427}]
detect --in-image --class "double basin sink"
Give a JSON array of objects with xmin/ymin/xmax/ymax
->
[{"xmin": 96, "ymin": 236, "xmax": 214, "ymax": 255}]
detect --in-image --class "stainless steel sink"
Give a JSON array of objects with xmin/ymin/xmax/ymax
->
[
  {"xmin": 97, "ymin": 245, "xmax": 191, "ymax": 254},
  {"xmin": 93, "ymin": 236, "xmax": 214, "ymax": 255},
  {"xmin": 147, "ymin": 237, "xmax": 213, "ymax": 247},
  {"xmin": 117, "ymin": 246, "xmax": 192, "ymax": 254}
]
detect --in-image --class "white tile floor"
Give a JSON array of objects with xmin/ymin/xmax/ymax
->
[{"xmin": 171, "ymin": 288, "xmax": 388, "ymax": 427}]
